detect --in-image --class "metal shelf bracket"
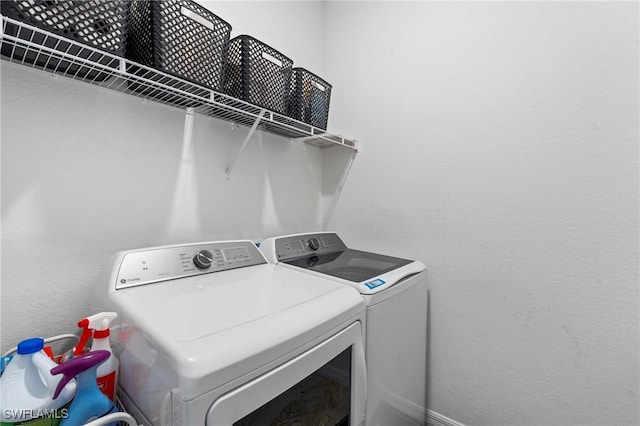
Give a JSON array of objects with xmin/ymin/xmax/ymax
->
[
  {"xmin": 322, "ymin": 150, "xmax": 357, "ymax": 229},
  {"xmin": 225, "ymin": 109, "xmax": 266, "ymax": 176}
]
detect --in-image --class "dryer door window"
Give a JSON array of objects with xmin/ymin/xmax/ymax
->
[
  {"xmin": 235, "ymin": 347, "xmax": 351, "ymax": 426},
  {"xmin": 207, "ymin": 322, "xmax": 366, "ymax": 426}
]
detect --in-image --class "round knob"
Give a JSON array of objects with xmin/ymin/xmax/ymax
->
[
  {"xmin": 308, "ymin": 238, "xmax": 320, "ymax": 251},
  {"xmin": 193, "ymin": 250, "xmax": 213, "ymax": 269}
]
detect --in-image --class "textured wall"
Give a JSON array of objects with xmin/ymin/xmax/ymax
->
[{"xmin": 324, "ymin": 2, "xmax": 639, "ymax": 426}]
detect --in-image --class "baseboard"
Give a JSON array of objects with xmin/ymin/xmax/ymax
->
[{"xmin": 427, "ymin": 410, "xmax": 467, "ymax": 426}]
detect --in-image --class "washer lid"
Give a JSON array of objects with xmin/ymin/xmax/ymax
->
[
  {"xmin": 260, "ymin": 232, "xmax": 427, "ymax": 295},
  {"xmin": 283, "ymin": 248, "xmax": 412, "ymax": 284}
]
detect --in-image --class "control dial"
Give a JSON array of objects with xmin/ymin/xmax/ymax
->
[
  {"xmin": 308, "ymin": 238, "xmax": 320, "ymax": 251},
  {"xmin": 193, "ymin": 250, "xmax": 213, "ymax": 269}
]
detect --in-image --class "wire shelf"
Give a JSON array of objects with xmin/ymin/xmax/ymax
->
[{"xmin": 0, "ymin": 16, "xmax": 358, "ymax": 151}]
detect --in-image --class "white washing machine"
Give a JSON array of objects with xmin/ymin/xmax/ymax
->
[
  {"xmin": 93, "ymin": 240, "xmax": 367, "ymax": 426},
  {"xmin": 260, "ymin": 232, "xmax": 428, "ymax": 426}
]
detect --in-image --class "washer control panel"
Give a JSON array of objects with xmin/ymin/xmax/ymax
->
[
  {"xmin": 115, "ymin": 241, "xmax": 266, "ymax": 289},
  {"xmin": 274, "ymin": 233, "xmax": 348, "ymax": 261}
]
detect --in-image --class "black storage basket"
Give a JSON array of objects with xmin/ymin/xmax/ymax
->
[
  {"xmin": 224, "ymin": 35, "xmax": 293, "ymax": 114},
  {"xmin": 287, "ymin": 68, "xmax": 332, "ymax": 130},
  {"xmin": 1, "ymin": 0, "xmax": 130, "ymax": 81},
  {"xmin": 126, "ymin": 0, "xmax": 231, "ymax": 91}
]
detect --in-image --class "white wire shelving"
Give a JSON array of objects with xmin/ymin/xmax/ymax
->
[{"xmin": 0, "ymin": 16, "xmax": 358, "ymax": 151}]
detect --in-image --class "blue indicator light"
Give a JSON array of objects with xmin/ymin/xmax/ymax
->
[{"xmin": 365, "ymin": 278, "xmax": 386, "ymax": 289}]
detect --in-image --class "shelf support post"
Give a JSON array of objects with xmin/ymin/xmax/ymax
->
[
  {"xmin": 322, "ymin": 149, "xmax": 358, "ymax": 230},
  {"xmin": 182, "ymin": 107, "xmax": 195, "ymax": 158},
  {"xmin": 226, "ymin": 109, "xmax": 266, "ymax": 176}
]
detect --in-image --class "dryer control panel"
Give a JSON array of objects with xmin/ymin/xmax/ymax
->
[{"xmin": 115, "ymin": 241, "xmax": 266, "ymax": 289}]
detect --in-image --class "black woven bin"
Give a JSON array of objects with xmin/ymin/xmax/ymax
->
[
  {"xmin": 287, "ymin": 68, "xmax": 332, "ymax": 130},
  {"xmin": 224, "ymin": 35, "xmax": 293, "ymax": 114},
  {"xmin": 1, "ymin": 0, "xmax": 130, "ymax": 81},
  {"xmin": 126, "ymin": 0, "xmax": 231, "ymax": 91}
]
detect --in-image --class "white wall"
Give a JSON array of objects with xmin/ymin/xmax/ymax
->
[
  {"xmin": 324, "ymin": 2, "xmax": 639, "ymax": 426},
  {"xmin": 0, "ymin": 1, "xmax": 332, "ymax": 352}
]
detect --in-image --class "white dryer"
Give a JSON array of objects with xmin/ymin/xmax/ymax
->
[
  {"xmin": 93, "ymin": 240, "xmax": 367, "ymax": 426},
  {"xmin": 260, "ymin": 232, "xmax": 428, "ymax": 426}
]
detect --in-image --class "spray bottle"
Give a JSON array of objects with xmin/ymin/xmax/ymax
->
[
  {"xmin": 51, "ymin": 351, "xmax": 119, "ymax": 426},
  {"xmin": 0, "ymin": 338, "xmax": 76, "ymax": 424},
  {"xmin": 75, "ymin": 312, "xmax": 119, "ymax": 402}
]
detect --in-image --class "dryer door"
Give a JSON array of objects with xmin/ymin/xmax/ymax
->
[{"xmin": 206, "ymin": 322, "xmax": 366, "ymax": 426}]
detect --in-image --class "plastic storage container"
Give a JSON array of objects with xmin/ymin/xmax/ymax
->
[
  {"xmin": 287, "ymin": 68, "xmax": 332, "ymax": 130},
  {"xmin": 224, "ymin": 35, "xmax": 293, "ymax": 114},
  {"xmin": 0, "ymin": 0, "xmax": 130, "ymax": 80},
  {"xmin": 126, "ymin": 0, "xmax": 231, "ymax": 91}
]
